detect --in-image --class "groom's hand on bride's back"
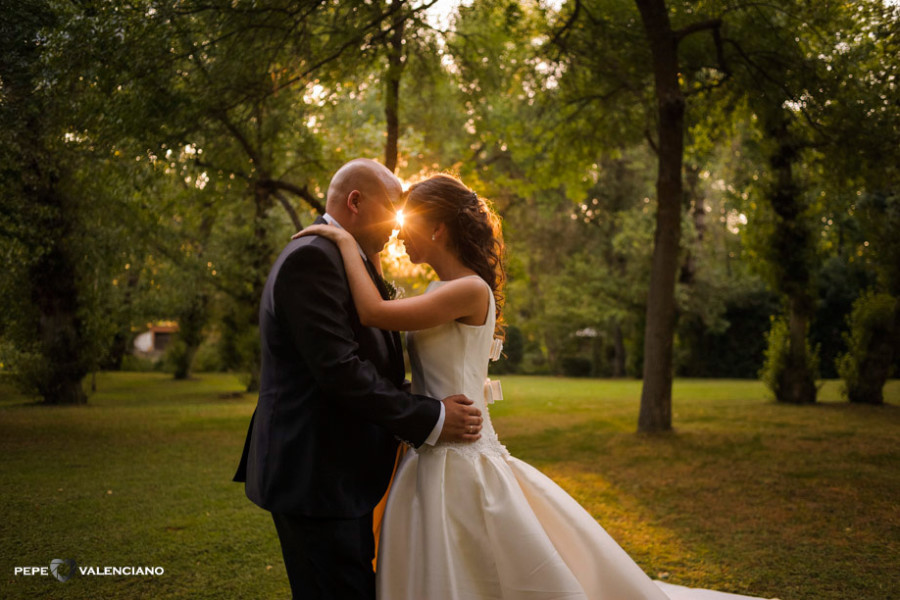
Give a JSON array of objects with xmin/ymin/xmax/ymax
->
[{"xmin": 438, "ymin": 395, "xmax": 483, "ymax": 443}]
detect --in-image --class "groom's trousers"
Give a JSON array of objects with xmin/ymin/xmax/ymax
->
[{"xmin": 271, "ymin": 511, "xmax": 376, "ymax": 600}]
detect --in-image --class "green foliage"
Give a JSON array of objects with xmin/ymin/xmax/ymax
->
[
  {"xmin": 1, "ymin": 0, "xmax": 898, "ymax": 399},
  {"xmin": 760, "ymin": 316, "xmax": 821, "ymax": 401},
  {"xmin": 560, "ymin": 355, "xmax": 593, "ymax": 378},
  {"xmin": 120, "ymin": 353, "xmax": 162, "ymax": 373},
  {"xmin": 0, "ymin": 0, "xmax": 133, "ymax": 402},
  {"xmin": 856, "ymin": 191, "xmax": 900, "ymax": 297},
  {"xmin": 811, "ymin": 255, "xmax": 876, "ymax": 378},
  {"xmin": 191, "ymin": 336, "xmax": 226, "ymax": 373},
  {"xmin": 164, "ymin": 340, "xmax": 191, "ymax": 379},
  {"xmin": 837, "ymin": 290, "xmax": 897, "ymax": 404},
  {"xmin": 676, "ymin": 278, "xmax": 779, "ymax": 378}
]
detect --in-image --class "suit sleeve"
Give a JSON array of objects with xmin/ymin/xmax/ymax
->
[{"xmin": 273, "ymin": 241, "xmax": 441, "ymax": 447}]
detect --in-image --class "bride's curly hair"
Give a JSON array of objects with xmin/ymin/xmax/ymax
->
[{"xmin": 406, "ymin": 174, "xmax": 506, "ymax": 337}]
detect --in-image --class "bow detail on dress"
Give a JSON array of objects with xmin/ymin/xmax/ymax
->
[
  {"xmin": 484, "ymin": 378, "xmax": 503, "ymax": 404},
  {"xmin": 489, "ymin": 338, "xmax": 503, "ymax": 362}
]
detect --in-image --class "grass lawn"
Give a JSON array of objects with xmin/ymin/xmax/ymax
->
[{"xmin": 0, "ymin": 373, "xmax": 897, "ymax": 599}]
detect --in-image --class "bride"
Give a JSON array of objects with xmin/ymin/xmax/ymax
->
[{"xmin": 296, "ymin": 174, "xmax": 770, "ymax": 600}]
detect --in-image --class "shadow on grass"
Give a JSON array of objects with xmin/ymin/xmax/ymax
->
[{"xmin": 495, "ymin": 402, "xmax": 899, "ymax": 600}]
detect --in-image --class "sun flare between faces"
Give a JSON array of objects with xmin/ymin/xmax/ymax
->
[{"xmin": 382, "ymin": 208, "xmax": 431, "ymax": 282}]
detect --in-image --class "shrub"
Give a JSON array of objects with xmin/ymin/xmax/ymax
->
[
  {"xmin": 836, "ymin": 291, "xmax": 897, "ymax": 405},
  {"xmin": 760, "ymin": 316, "xmax": 820, "ymax": 403},
  {"xmin": 192, "ymin": 337, "xmax": 225, "ymax": 372},
  {"xmin": 560, "ymin": 356, "xmax": 593, "ymax": 378},
  {"xmin": 164, "ymin": 339, "xmax": 192, "ymax": 379}
]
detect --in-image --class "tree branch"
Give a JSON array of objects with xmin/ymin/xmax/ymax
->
[
  {"xmin": 550, "ymin": 0, "xmax": 581, "ymax": 48},
  {"xmin": 259, "ymin": 179, "xmax": 326, "ymax": 214},
  {"xmin": 723, "ymin": 38, "xmax": 829, "ymax": 141},
  {"xmin": 213, "ymin": 109, "xmax": 265, "ymax": 171},
  {"xmin": 271, "ymin": 2, "xmax": 407, "ymax": 94},
  {"xmin": 674, "ymin": 18, "xmax": 722, "ymax": 43},
  {"xmin": 272, "ymin": 190, "xmax": 304, "ymax": 231},
  {"xmin": 644, "ymin": 128, "xmax": 659, "ymax": 155},
  {"xmin": 676, "ymin": 17, "xmax": 731, "ymax": 97}
]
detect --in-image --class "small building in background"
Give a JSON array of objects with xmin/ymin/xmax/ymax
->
[{"xmin": 133, "ymin": 322, "xmax": 179, "ymax": 359}]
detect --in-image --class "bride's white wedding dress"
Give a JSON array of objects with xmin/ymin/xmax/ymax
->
[{"xmin": 376, "ymin": 276, "xmax": 772, "ymax": 600}]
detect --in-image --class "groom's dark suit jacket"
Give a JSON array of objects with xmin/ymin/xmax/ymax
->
[{"xmin": 234, "ymin": 217, "xmax": 441, "ymax": 518}]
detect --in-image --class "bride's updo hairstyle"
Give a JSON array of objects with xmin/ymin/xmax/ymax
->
[{"xmin": 406, "ymin": 174, "xmax": 506, "ymax": 336}]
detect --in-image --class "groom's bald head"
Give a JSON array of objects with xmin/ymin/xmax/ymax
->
[
  {"xmin": 326, "ymin": 159, "xmax": 402, "ymax": 214},
  {"xmin": 325, "ymin": 158, "xmax": 403, "ymax": 255}
]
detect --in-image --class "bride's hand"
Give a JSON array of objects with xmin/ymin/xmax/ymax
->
[{"xmin": 291, "ymin": 224, "xmax": 353, "ymax": 245}]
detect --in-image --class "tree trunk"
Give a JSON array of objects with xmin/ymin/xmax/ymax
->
[
  {"xmin": 782, "ymin": 296, "xmax": 816, "ymax": 403},
  {"xmin": 383, "ymin": 3, "xmax": 406, "ymax": 173},
  {"xmin": 173, "ymin": 292, "xmax": 208, "ymax": 380},
  {"xmin": 635, "ymin": 0, "xmax": 684, "ymax": 432},
  {"xmin": 172, "ymin": 209, "xmax": 215, "ymax": 380},
  {"xmin": 31, "ymin": 231, "xmax": 88, "ymax": 405},
  {"xmin": 25, "ymin": 155, "xmax": 89, "ymax": 405},
  {"xmin": 103, "ymin": 333, "xmax": 129, "ymax": 371},
  {"xmin": 103, "ymin": 265, "xmax": 141, "ymax": 370},
  {"xmin": 767, "ymin": 111, "xmax": 816, "ymax": 404}
]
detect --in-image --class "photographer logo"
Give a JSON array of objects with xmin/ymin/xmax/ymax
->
[{"xmin": 50, "ymin": 559, "xmax": 77, "ymax": 582}]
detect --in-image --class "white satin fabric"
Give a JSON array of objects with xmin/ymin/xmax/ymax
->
[{"xmin": 376, "ymin": 277, "xmax": 772, "ymax": 600}]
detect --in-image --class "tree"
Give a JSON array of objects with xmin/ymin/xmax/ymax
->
[
  {"xmin": 95, "ymin": 0, "xmax": 429, "ymax": 388},
  {"xmin": 543, "ymin": 0, "xmax": 728, "ymax": 429},
  {"xmin": 0, "ymin": 0, "xmax": 120, "ymax": 403},
  {"xmin": 831, "ymin": 2, "xmax": 900, "ymax": 403},
  {"xmin": 713, "ymin": 0, "xmax": 898, "ymax": 403}
]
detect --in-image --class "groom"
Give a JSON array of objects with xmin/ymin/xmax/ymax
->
[{"xmin": 234, "ymin": 158, "xmax": 483, "ymax": 599}]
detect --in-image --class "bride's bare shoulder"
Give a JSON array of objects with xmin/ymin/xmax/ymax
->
[{"xmin": 438, "ymin": 275, "xmax": 490, "ymax": 296}]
